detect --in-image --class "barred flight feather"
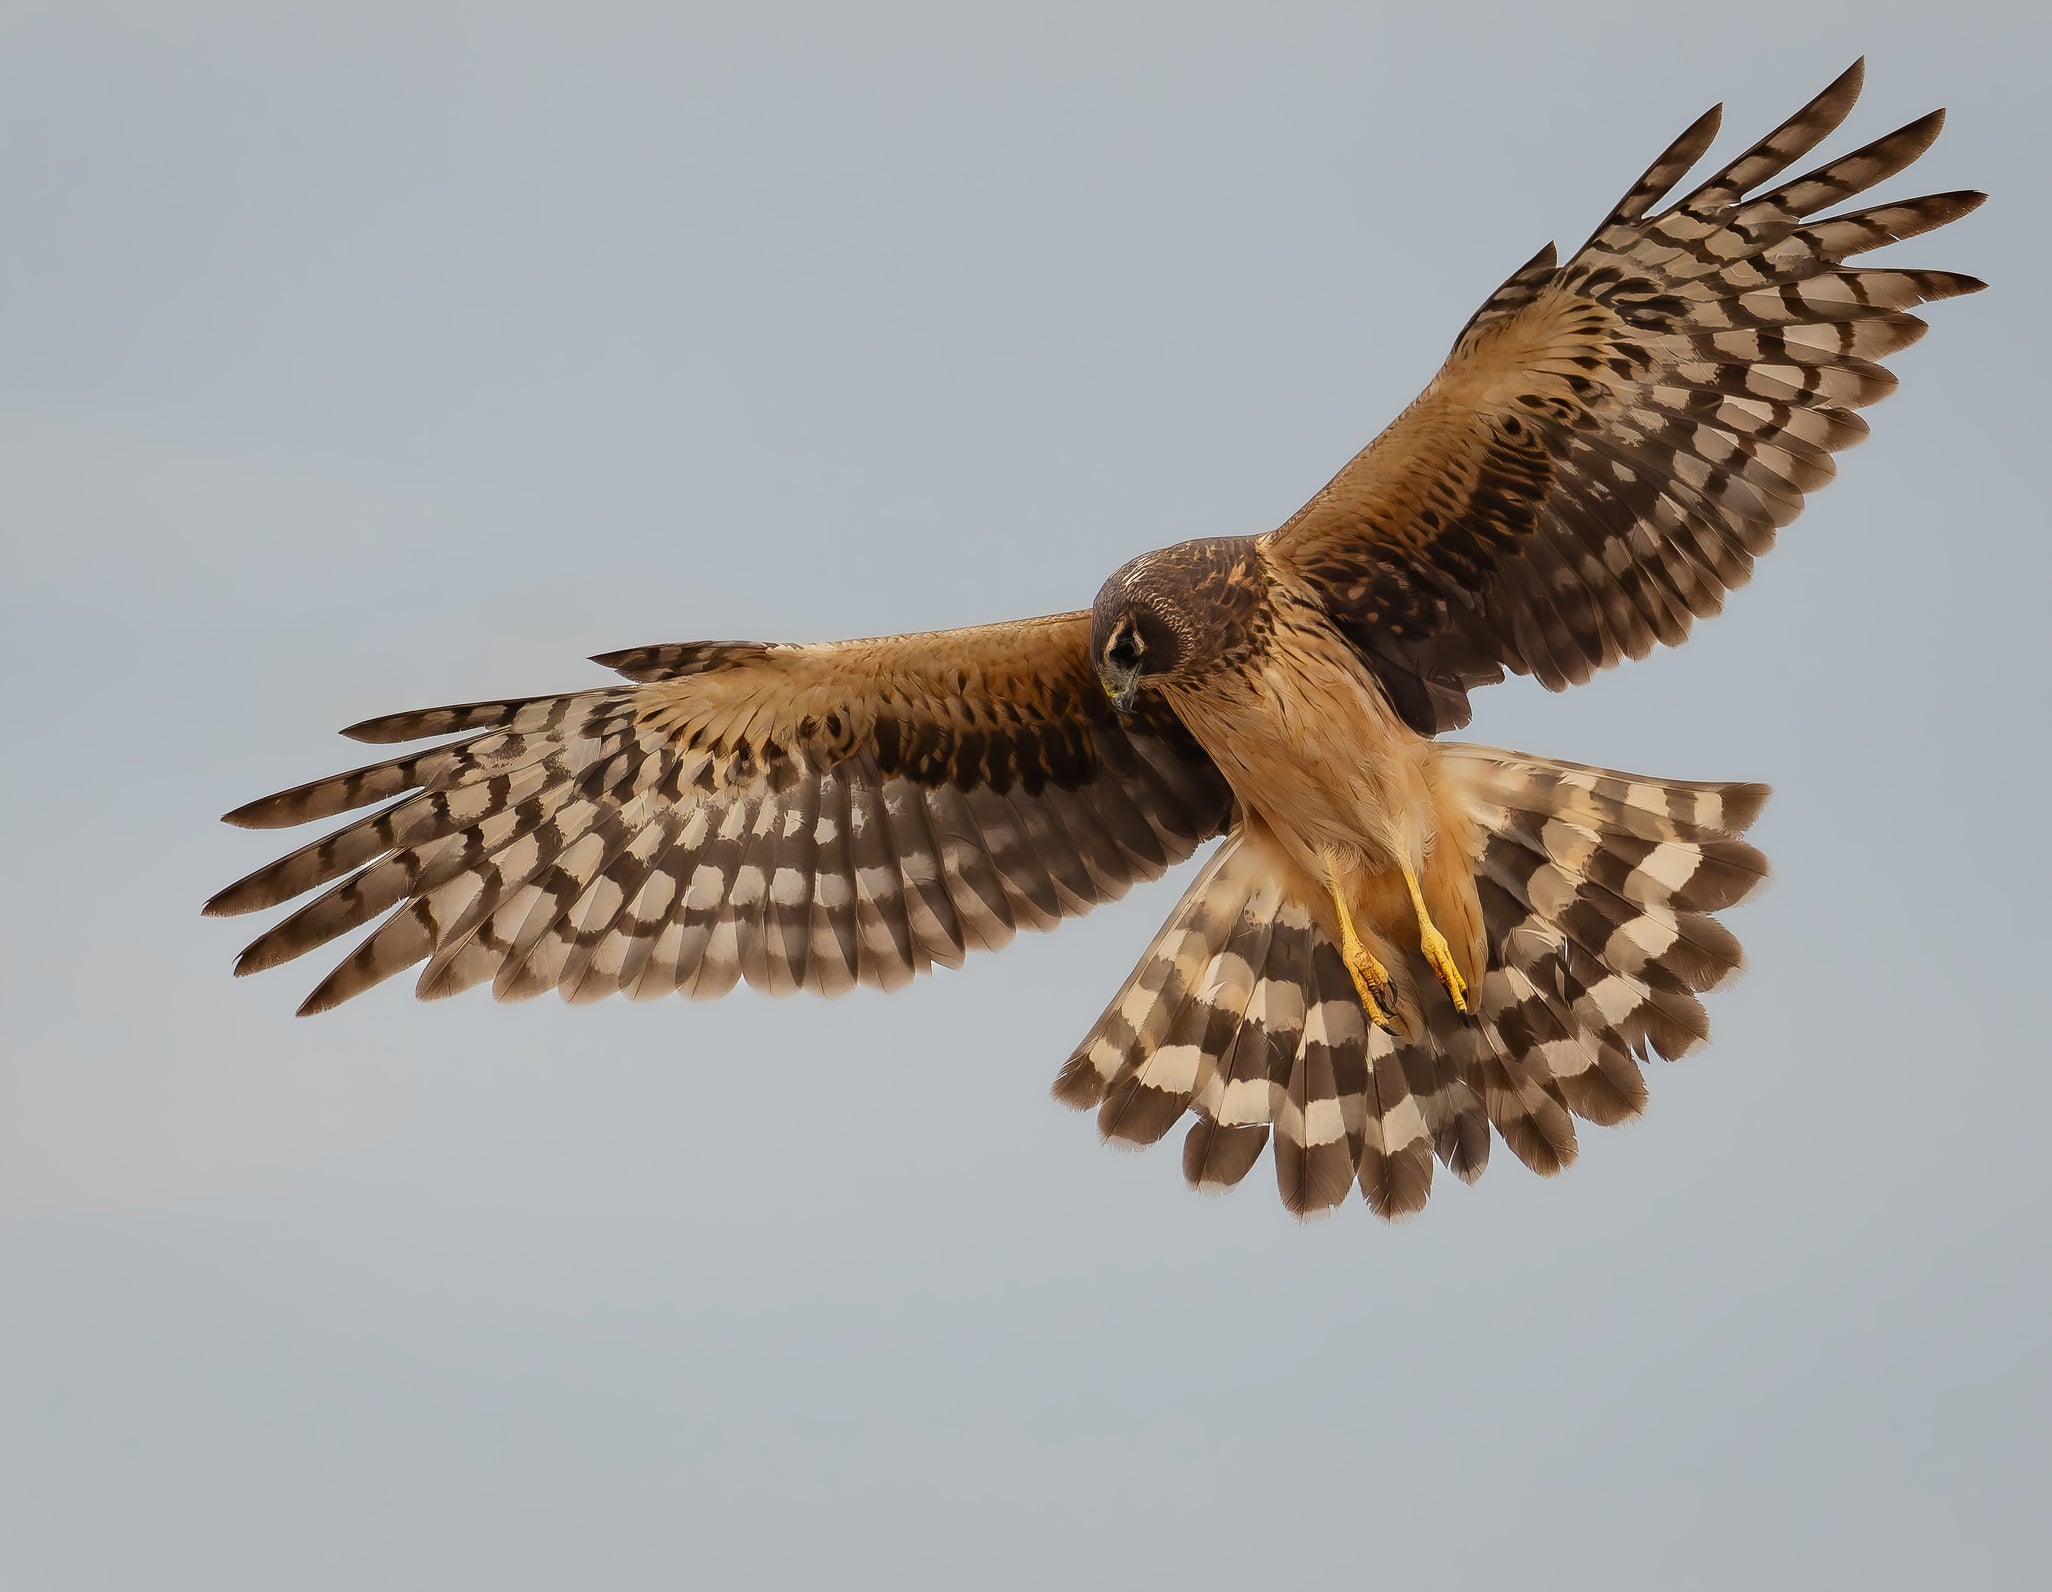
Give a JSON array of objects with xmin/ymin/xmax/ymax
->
[
  {"xmin": 207, "ymin": 618, "xmax": 1232, "ymax": 1015},
  {"xmin": 1266, "ymin": 57, "xmax": 1985, "ymax": 734},
  {"xmin": 1056, "ymin": 747, "xmax": 1769, "ymax": 1218}
]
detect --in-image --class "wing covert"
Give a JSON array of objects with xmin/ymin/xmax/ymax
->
[
  {"xmin": 1263, "ymin": 60, "xmax": 1985, "ymax": 732},
  {"xmin": 207, "ymin": 613, "xmax": 1233, "ymax": 1012}
]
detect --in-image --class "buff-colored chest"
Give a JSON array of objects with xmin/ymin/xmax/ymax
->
[{"xmin": 1160, "ymin": 603, "xmax": 1438, "ymax": 881}]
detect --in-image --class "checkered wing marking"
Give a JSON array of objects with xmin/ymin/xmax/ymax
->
[
  {"xmin": 1263, "ymin": 60, "xmax": 1984, "ymax": 733},
  {"xmin": 207, "ymin": 615, "xmax": 1233, "ymax": 1013}
]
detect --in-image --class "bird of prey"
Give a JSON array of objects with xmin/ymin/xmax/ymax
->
[{"xmin": 209, "ymin": 63, "xmax": 1981, "ymax": 1218}]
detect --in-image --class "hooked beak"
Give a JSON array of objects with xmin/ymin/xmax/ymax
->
[{"xmin": 1099, "ymin": 662, "xmax": 1141, "ymax": 715}]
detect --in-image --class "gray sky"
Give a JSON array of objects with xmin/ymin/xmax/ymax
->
[{"xmin": 3, "ymin": 3, "xmax": 2046, "ymax": 1587}]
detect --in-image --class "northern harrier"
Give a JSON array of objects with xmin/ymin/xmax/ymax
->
[{"xmin": 209, "ymin": 63, "xmax": 1982, "ymax": 1217}]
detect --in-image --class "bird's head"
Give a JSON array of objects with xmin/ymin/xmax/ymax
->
[
  {"xmin": 1089, "ymin": 537, "xmax": 1262, "ymax": 713},
  {"xmin": 1090, "ymin": 575, "xmax": 1184, "ymax": 714}
]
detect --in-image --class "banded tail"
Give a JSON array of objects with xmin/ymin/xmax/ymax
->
[{"xmin": 1053, "ymin": 746, "xmax": 1769, "ymax": 1219}]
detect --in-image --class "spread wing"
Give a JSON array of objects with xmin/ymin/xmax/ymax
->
[
  {"xmin": 206, "ymin": 614, "xmax": 1233, "ymax": 1013},
  {"xmin": 1262, "ymin": 59, "xmax": 1985, "ymax": 733}
]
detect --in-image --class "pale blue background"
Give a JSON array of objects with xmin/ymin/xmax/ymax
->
[{"xmin": 3, "ymin": 3, "xmax": 2045, "ymax": 1586}]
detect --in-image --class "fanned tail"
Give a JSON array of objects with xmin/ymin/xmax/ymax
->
[{"xmin": 1054, "ymin": 748, "xmax": 1768, "ymax": 1220}]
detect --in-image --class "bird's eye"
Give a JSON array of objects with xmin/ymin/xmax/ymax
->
[{"xmin": 1107, "ymin": 630, "xmax": 1143, "ymax": 671}]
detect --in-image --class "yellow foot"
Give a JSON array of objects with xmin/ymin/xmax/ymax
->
[
  {"xmin": 1322, "ymin": 850, "xmax": 1402, "ymax": 1033},
  {"xmin": 1399, "ymin": 859, "xmax": 1470, "ymax": 1015},
  {"xmin": 1340, "ymin": 931, "xmax": 1401, "ymax": 1032},
  {"xmin": 1418, "ymin": 920, "xmax": 1470, "ymax": 1014}
]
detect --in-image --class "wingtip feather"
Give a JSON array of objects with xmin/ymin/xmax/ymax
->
[
  {"xmin": 295, "ymin": 984, "xmax": 344, "ymax": 1017},
  {"xmin": 339, "ymin": 714, "xmax": 413, "ymax": 745},
  {"xmin": 221, "ymin": 795, "xmax": 294, "ymax": 829}
]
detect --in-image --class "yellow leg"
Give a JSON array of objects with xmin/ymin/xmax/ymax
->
[
  {"xmin": 1401, "ymin": 861, "xmax": 1470, "ymax": 1014},
  {"xmin": 1321, "ymin": 854, "xmax": 1400, "ymax": 1032}
]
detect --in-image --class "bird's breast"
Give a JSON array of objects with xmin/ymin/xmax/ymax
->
[{"xmin": 1160, "ymin": 613, "xmax": 1431, "ymax": 878}]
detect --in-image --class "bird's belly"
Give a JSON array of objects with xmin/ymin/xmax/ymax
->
[{"xmin": 1166, "ymin": 652, "xmax": 1431, "ymax": 879}]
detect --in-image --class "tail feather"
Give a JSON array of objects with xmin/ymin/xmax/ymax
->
[
  {"xmin": 1055, "ymin": 745, "xmax": 1769, "ymax": 1219},
  {"xmin": 1358, "ymin": 1022, "xmax": 1436, "ymax": 1219},
  {"xmin": 1273, "ymin": 937, "xmax": 1366, "ymax": 1218},
  {"xmin": 1412, "ymin": 1028, "xmax": 1491, "ymax": 1186},
  {"xmin": 1182, "ymin": 910, "xmax": 1294, "ymax": 1192},
  {"xmin": 1469, "ymin": 961, "xmax": 1583, "ymax": 1177},
  {"xmin": 1051, "ymin": 842, "xmax": 1246, "ymax": 1117},
  {"xmin": 1477, "ymin": 834, "xmax": 1747, "ymax": 994},
  {"xmin": 1105, "ymin": 897, "xmax": 1267, "ymax": 1146}
]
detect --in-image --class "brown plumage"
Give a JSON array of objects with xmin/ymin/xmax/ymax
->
[{"xmin": 209, "ymin": 62, "xmax": 1981, "ymax": 1219}]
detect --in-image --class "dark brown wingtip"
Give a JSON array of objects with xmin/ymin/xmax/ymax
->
[
  {"xmin": 1882, "ymin": 106, "xmax": 1949, "ymax": 165},
  {"xmin": 341, "ymin": 697, "xmax": 555, "ymax": 744},
  {"xmin": 295, "ymin": 984, "xmax": 343, "ymax": 1018},
  {"xmin": 220, "ymin": 795, "xmax": 285, "ymax": 829},
  {"xmin": 340, "ymin": 709, "xmax": 438, "ymax": 744},
  {"xmin": 339, "ymin": 713, "xmax": 414, "ymax": 744}
]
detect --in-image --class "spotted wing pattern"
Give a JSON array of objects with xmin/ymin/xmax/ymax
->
[
  {"xmin": 207, "ymin": 615, "xmax": 1233, "ymax": 1013},
  {"xmin": 1055, "ymin": 750, "xmax": 1768, "ymax": 1218},
  {"xmin": 1264, "ymin": 60, "xmax": 1985, "ymax": 733}
]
